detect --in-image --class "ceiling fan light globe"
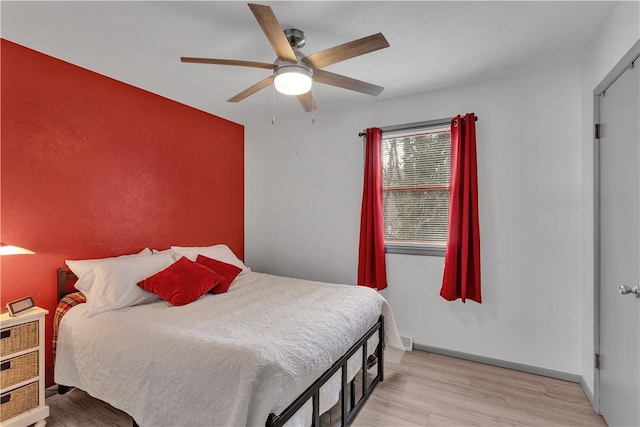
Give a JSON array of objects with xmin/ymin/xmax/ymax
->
[{"xmin": 274, "ymin": 66, "xmax": 313, "ymax": 96}]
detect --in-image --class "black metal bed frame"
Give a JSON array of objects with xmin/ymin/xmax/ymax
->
[
  {"xmin": 57, "ymin": 268, "xmax": 385, "ymax": 427},
  {"xmin": 267, "ymin": 315, "xmax": 384, "ymax": 427}
]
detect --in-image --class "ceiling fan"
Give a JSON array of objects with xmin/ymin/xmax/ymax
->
[{"xmin": 180, "ymin": 3, "xmax": 390, "ymax": 113}]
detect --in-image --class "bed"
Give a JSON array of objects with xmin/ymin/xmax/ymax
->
[{"xmin": 53, "ymin": 248, "xmax": 405, "ymax": 427}]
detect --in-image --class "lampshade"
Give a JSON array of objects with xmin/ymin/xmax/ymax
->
[
  {"xmin": 273, "ymin": 65, "xmax": 312, "ymax": 96},
  {"xmin": 0, "ymin": 244, "xmax": 35, "ymax": 256}
]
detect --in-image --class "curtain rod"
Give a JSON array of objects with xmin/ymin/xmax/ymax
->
[{"xmin": 358, "ymin": 115, "xmax": 478, "ymax": 137}]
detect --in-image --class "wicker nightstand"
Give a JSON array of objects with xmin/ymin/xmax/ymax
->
[{"xmin": 0, "ymin": 307, "xmax": 49, "ymax": 427}]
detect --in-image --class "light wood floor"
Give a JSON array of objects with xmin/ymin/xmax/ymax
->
[{"xmin": 45, "ymin": 350, "xmax": 606, "ymax": 427}]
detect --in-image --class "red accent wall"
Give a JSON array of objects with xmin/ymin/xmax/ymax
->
[{"xmin": 0, "ymin": 39, "xmax": 245, "ymax": 386}]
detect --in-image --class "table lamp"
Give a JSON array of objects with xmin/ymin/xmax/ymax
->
[
  {"xmin": 0, "ymin": 243, "xmax": 35, "ymax": 256},
  {"xmin": 1, "ymin": 243, "xmax": 36, "ymax": 316}
]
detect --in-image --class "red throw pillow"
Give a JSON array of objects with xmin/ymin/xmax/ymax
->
[
  {"xmin": 195, "ymin": 254, "xmax": 242, "ymax": 294},
  {"xmin": 137, "ymin": 256, "xmax": 223, "ymax": 306}
]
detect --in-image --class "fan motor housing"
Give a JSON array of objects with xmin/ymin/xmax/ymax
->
[
  {"xmin": 273, "ymin": 49, "xmax": 312, "ymax": 75},
  {"xmin": 284, "ymin": 28, "xmax": 306, "ymax": 49}
]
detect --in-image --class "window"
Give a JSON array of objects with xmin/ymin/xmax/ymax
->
[{"xmin": 381, "ymin": 124, "xmax": 451, "ymax": 255}]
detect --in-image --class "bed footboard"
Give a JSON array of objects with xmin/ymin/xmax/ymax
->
[{"xmin": 266, "ymin": 315, "xmax": 384, "ymax": 427}]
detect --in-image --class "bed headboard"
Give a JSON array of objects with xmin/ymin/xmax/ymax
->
[{"xmin": 57, "ymin": 268, "xmax": 78, "ymax": 301}]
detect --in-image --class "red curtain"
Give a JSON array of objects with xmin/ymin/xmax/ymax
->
[
  {"xmin": 440, "ymin": 113, "xmax": 481, "ymax": 303},
  {"xmin": 357, "ymin": 127, "xmax": 387, "ymax": 290}
]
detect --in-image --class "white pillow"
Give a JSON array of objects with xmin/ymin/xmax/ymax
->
[
  {"xmin": 66, "ymin": 248, "xmax": 153, "ymax": 294},
  {"xmin": 83, "ymin": 252, "xmax": 175, "ymax": 317},
  {"xmin": 170, "ymin": 244, "xmax": 250, "ymax": 274}
]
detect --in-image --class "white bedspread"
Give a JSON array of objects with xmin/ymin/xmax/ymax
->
[{"xmin": 55, "ymin": 272, "xmax": 404, "ymax": 427}]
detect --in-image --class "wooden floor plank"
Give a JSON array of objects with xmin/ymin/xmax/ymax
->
[{"xmin": 355, "ymin": 351, "xmax": 605, "ymax": 427}]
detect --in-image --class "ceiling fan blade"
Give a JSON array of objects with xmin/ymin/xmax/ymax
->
[
  {"xmin": 248, "ymin": 3, "xmax": 297, "ymax": 63},
  {"xmin": 313, "ymin": 69, "xmax": 384, "ymax": 96},
  {"xmin": 297, "ymin": 91, "xmax": 317, "ymax": 112},
  {"xmin": 303, "ymin": 33, "xmax": 389, "ymax": 69},
  {"xmin": 227, "ymin": 75, "xmax": 274, "ymax": 103},
  {"xmin": 181, "ymin": 57, "xmax": 275, "ymax": 70}
]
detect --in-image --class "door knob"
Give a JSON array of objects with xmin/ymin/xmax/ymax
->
[{"xmin": 619, "ymin": 284, "xmax": 640, "ymax": 298}]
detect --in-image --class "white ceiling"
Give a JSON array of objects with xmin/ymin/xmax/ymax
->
[{"xmin": 1, "ymin": 1, "xmax": 616, "ymax": 125}]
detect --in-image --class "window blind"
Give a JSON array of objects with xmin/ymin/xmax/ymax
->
[{"xmin": 381, "ymin": 125, "xmax": 451, "ymax": 249}]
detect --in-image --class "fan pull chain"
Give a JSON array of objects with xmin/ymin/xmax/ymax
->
[
  {"xmin": 311, "ymin": 86, "xmax": 315, "ymax": 124},
  {"xmin": 271, "ymin": 84, "xmax": 276, "ymax": 125}
]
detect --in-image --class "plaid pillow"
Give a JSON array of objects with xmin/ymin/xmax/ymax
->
[{"xmin": 52, "ymin": 291, "xmax": 86, "ymax": 356}]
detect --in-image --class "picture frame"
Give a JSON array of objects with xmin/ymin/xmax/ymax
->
[{"xmin": 6, "ymin": 296, "xmax": 35, "ymax": 317}]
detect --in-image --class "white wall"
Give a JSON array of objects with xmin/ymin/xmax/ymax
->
[
  {"xmin": 246, "ymin": 62, "xmax": 584, "ymax": 375},
  {"xmin": 579, "ymin": 0, "xmax": 640, "ymax": 398}
]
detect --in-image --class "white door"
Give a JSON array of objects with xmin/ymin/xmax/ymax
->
[{"xmin": 598, "ymin": 55, "xmax": 640, "ymax": 427}]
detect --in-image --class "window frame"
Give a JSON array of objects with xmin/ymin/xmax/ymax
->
[{"xmin": 379, "ymin": 118, "xmax": 454, "ymax": 257}]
